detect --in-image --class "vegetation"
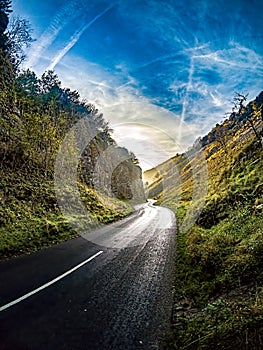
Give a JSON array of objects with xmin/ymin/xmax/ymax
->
[
  {"xmin": 0, "ymin": 0, "xmax": 143, "ymax": 260},
  {"xmin": 145, "ymin": 92, "xmax": 263, "ymax": 349},
  {"xmin": 1, "ymin": 0, "xmax": 263, "ymax": 346}
]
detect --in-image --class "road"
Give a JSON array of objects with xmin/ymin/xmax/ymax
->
[{"xmin": 0, "ymin": 201, "xmax": 176, "ymax": 350}]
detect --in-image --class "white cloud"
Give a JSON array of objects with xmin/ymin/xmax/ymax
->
[
  {"xmin": 210, "ymin": 91, "xmax": 224, "ymax": 107},
  {"xmin": 55, "ymin": 56, "xmax": 200, "ymax": 170},
  {"xmin": 50, "ymin": 37, "xmax": 263, "ymax": 170},
  {"xmin": 22, "ymin": 0, "xmax": 262, "ymax": 171}
]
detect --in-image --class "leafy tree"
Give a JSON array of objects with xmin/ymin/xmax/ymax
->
[
  {"xmin": 17, "ymin": 69, "xmax": 40, "ymax": 95},
  {"xmin": 40, "ymin": 70, "xmax": 61, "ymax": 94},
  {"xmin": 0, "ymin": 0, "xmax": 12, "ymax": 50},
  {"xmin": 0, "ymin": 50, "xmax": 16, "ymax": 143},
  {"xmin": 61, "ymin": 87, "xmax": 80, "ymax": 106},
  {"xmin": 0, "ymin": 1, "xmax": 142, "ymax": 189}
]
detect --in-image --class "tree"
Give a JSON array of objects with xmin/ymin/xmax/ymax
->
[
  {"xmin": 6, "ymin": 16, "xmax": 34, "ymax": 68},
  {"xmin": 0, "ymin": 2, "xmax": 34, "ymax": 70},
  {"xmin": 244, "ymin": 102, "xmax": 261, "ymax": 140},
  {"xmin": 39, "ymin": 70, "xmax": 63, "ymax": 118},
  {"xmin": 0, "ymin": 50, "xmax": 16, "ymax": 143},
  {"xmin": 233, "ymin": 92, "xmax": 248, "ymax": 116},
  {"xmin": 40, "ymin": 70, "xmax": 61, "ymax": 95},
  {"xmin": 61, "ymin": 88, "xmax": 80, "ymax": 105},
  {"xmin": 231, "ymin": 92, "xmax": 262, "ymax": 143},
  {"xmin": 0, "ymin": 0, "xmax": 12, "ymax": 51},
  {"xmin": 0, "ymin": 0, "xmax": 11, "ymax": 13},
  {"xmin": 17, "ymin": 69, "xmax": 40, "ymax": 95},
  {"xmin": 129, "ymin": 151, "xmax": 140, "ymax": 165},
  {"xmin": 214, "ymin": 123, "xmax": 229, "ymax": 154}
]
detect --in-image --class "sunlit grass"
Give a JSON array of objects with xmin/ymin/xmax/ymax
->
[{"xmin": 145, "ymin": 110, "xmax": 263, "ymax": 348}]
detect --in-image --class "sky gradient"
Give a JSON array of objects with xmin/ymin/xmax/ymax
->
[{"xmin": 12, "ymin": 0, "xmax": 263, "ymax": 170}]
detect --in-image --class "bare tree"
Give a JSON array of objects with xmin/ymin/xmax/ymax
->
[
  {"xmin": 233, "ymin": 92, "xmax": 248, "ymax": 115},
  {"xmin": 231, "ymin": 92, "xmax": 262, "ymax": 143},
  {"xmin": 6, "ymin": 16, "xmax": 34, "ymax": 69}
]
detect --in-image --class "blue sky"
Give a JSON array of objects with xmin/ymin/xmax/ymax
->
[{"xmin": 12, "ymin": 0, "xmax": 263, "ymax": 170}]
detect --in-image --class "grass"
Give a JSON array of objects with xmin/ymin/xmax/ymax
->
[
  {"xmin": 165, "ymin": 186, "xmax": 263, "ymax": 349},
  {"xmin": 145, "ymin": 106, "xmax": 263, "ymax": 349},
  {"xmin": 174, "ymin": 206, "xmax": 263, "ymax": 304},
  {"xmin": 0, "ymin": 164, "xmax": 133, "ymax": 260}
]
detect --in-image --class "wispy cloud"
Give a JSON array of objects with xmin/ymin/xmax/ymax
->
[
  {"xmin": 26, "ymin": 0, "xmax": 79, "ymax": 69},
  {"xmin": 178, "ymin": 56, "xmax": 194, "ymax": 143},
  {"xmin": 47, "ymin": 4, "xmax": 115, "ymax": 71},
  {"xmin": 54, "ymin": 33, "xmax": 263, "ymax": 169},
  {"xmin": 55, "ymin": 56, "xmax": 202, "ymax": 170},
  {"xmin": 135, "ymin": 53, "xmax": 181, "ymax": 71},
  {"xmin": 22, "ymin": 0, "xmax": 263, "ymax": 169},
  {"xmin": 210, "ymin": 91, "xmax": 224, "ymax": 107}
]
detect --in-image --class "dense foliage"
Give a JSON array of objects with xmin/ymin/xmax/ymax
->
[{"xmin": 0, "ymin": 1, "xmax": 144, "ymax": 259}]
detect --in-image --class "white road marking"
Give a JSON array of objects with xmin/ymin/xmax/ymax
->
[{"xmin": 0, "ymin": 250, "xmax": 103, "ymax": 312}]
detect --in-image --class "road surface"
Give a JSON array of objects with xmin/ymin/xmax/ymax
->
[{"xmin": 0, "ymin": 201, "xmax": 176, "ymax": 350}]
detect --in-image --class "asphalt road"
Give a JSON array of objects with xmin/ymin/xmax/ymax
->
[{"xmin": 0, "ymin": 202, "xmax": 176, "ymax": 350}]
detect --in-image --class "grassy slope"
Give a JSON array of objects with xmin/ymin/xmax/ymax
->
[
  {"xmin": 0, "ymin": 161, "xmax": 133, "ymax": 260},
  {"xmin": 145, "ymin": 104, "xmax": 263, "ymax": 348}
]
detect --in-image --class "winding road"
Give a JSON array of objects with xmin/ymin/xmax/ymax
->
[{"xmin": 0, "ymin": 201, "xmax": 176, "ymax": 350}]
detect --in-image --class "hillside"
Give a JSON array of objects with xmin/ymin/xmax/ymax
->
[
  {"xmin": 0, "ymin": 2, "xmax": 145, "ymax": 260},
  {"xmin": 145, "ymin": 92, "xmax": 263, "ymax": 349}
]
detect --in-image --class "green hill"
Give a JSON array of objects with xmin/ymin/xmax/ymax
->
[{"xmin": 145, "ymin": 92, "xmax": 263, "ymax": 349}]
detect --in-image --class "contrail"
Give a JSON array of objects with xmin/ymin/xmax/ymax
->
[
  {"xmin": 178, "ymin": 56, "xmax": 194, "ymax": 144},
  {"xmin": 47, "ymin": 4, "xmax": 114, "ymax": 71},
  {"xmin": 135, "ymin": 53, "xmax": 179, "ymax": 71},
  {"xmin": 27, "ymin": 0, "xmax": 79, "ymax": 69}
]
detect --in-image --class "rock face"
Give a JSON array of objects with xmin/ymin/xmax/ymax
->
[
  {"xmin": 80, "ymin": 139, "xmax": 145, "ymax": 202},
  {"xmin": 111, "ymin": 160, "xmax": 145, "ymax": 200}
]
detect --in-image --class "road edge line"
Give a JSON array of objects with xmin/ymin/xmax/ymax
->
[{"xmin": 0, "ymin": 250, "xmax": 103, "ymax": 312}]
